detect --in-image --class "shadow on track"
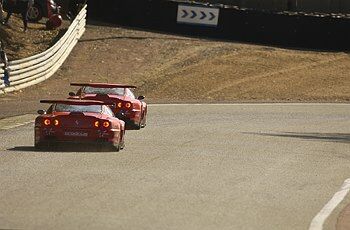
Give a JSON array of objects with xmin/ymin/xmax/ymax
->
[
  {"xmin": 244, "ymin": 132, "xmax": 350, "ymax": 144},
  {"xmin": 8, "ymin": 145, "xmax": 118, "ymax": 153},
  {"xmin": 8, "ymin": 146, "xmax": 37, "ymax": 152}
]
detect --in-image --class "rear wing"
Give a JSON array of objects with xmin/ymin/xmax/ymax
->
[
  {"xmin": 40, "ymin": 99, "xmax": 114, "ymax": 106},
  {"xmin": 70, "ymin": 83, "xmax": 137, "ymax": 89}
]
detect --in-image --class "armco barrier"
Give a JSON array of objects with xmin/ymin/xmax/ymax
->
[
  {"xmin": 88, "ymin": 0, "xmax": 350, "ymax": 50},
  {"xmin": 0, "ymin": 5, "xmax": 87, "ymax": 94}
]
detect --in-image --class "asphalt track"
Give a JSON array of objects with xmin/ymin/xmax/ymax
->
[{"xmin": 0, "ymin": 104, "xmax": 349, "ymax": 230}]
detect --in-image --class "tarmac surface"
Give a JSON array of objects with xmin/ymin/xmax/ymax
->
[{"xmin": 0, "ymin": 104, "xmax": 349, "ymax": 230}]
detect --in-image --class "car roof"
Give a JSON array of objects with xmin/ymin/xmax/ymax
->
[
  {"xmin": 70, "ymin": 83, "xmax": 137, "ymax": 88},
  {"xmin": 40, "ymin": 99, "xmax": 113, "ymax": 106}
]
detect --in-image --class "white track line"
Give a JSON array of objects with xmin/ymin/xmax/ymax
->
[
  {"xmin": 0, "ymin": 103, "xmax": 348, "ymax": 130},
  {"xmin": 1, "ymin": 121, "xmax": 34, "ymax": 130},
  {"xmin": 0, "ymin": 114, "xmax": 36, "ymax": 130},
  {"xmin": 149, "ymin": 103, "xmax": 349, "ymax": 107},
  {"xmin": 309, "ymin": 178, "xmax": 350, "ymax": 230}
]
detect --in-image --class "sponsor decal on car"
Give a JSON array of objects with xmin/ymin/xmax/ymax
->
[{"xmin": 64, "ymin": 131, "xmax": 88, "ymax": 137}]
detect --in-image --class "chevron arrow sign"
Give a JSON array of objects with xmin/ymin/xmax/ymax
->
[{"xmin": 177, "ymin": 5, "xmax": 219, "ymax": 27}]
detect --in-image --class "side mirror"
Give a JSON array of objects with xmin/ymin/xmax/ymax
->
[
  {"xmin": 37, "ymin": 110, "xmax": 46, "ymax": 115},
  {"xmin": 137, "ymin": 95, "xmax": 145, "ymax": 100},
  {"xmin": 68, "ymin": 92, "xmax": 76, "ymax": 97}
]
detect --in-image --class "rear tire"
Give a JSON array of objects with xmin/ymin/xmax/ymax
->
[
  {"xmin": 135, "ymin": 123, "xmax": 141, "ymax": 130},
  {"xmin": 114, "ymin": 143, "xmax": 120, "ymax": 152},
  {"xmin": 140, "ymin": 110, "xmax": 147, "ymax": 128},
  {"xmin": 120, "ymin": 131, "xmax": 125, "ymax": 150}
]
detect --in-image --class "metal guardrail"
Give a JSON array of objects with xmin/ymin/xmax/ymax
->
[{"xmin": 0, "ymin": 5, "xmax": 87, "ymax": 94}]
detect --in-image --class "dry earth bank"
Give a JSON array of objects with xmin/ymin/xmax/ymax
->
[
  {"xmin": 0, "ymin": 22, "xmax": 349, "ymax": 118},
  {"xmin": 0, "ymin": 15, "xmax": 67, "ymax": 60}
]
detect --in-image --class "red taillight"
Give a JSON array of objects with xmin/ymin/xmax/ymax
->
[
  {"xmin": 94, "ymin": 121, "xmax": 99, "ymax": 128},
  {"xmin": 125, "ymin": 103, "xmax": 132, "ymax": 109},
  {"xmin": 117, "ymin": 102, "xmax": 123, "ymax": 108},
  {"xmin": 44, "ymin": 119, "xmax": 51, "ymax": 126},
  {"xmin": 103, "ymin": 121, "xmax": 110, "ymax": 128},
  {"xmin": 54, "ymin": 119, "xmax": 59, "ymax": 126}
]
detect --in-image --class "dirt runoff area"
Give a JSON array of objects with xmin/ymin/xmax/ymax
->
[
  {"xmin": 0, "ymin": 21, "xmax": 349, "ymax": 118},
  {"xmin": 0, "ymin": 15, "xmax": 68, "ymax": 60}
]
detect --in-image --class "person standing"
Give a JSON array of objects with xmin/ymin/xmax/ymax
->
[
  {"xmin": 0, "ymin": 0, "xmax": 5, "ymax": 24},
  {"xmin": 67, "ymin": 0, "xmax": 86, "ymax": 22},
  {"xmin": 0, "ymin": 40, "xmax": 10, "ymax": 87},
  {"xmin": 4, "ymin": 0, "xmax": 32, "ymax": 32}
]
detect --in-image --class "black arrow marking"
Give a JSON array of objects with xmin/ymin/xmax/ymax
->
[
  {"xmin": 209, "ymin": 12, "xmax": 216, "ymax": 20},
  {"xmin": 200, "ymin": 11, "xmax": 206, "ymax": 20},
  {"xmin": 182, "ymin": 10, "xmax": 188, "ymax": 18},
  {"xmin": 191, "ymin": 10, "xmax": 197, "ymax": 19}
]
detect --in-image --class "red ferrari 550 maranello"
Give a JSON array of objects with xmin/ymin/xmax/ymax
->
[
  {"xmin": 34, "ymin": 99, "xmax": 125, "ymax": 151},
  {"xmin": 69, "ymin": 83, "xmax": 147, "ymax": 130}
]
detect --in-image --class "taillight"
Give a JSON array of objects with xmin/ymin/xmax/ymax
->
[
  {"xmin": 117, "ymin": 102, "xmax": 123, "ymax": 108},
  {"xmin": 44, "ymin": 119, "xmax": 51, "ymax": 126},
  {"xmin": 125, "ymin": 103, "xmax": 132, "ymax": 109},
  {"xmin": 54, "ymin": 119, "xmax": 59, "ymax": 126},
  {"xmin": 103, "ymin": 121, "xmax": 110, "ymax": 128},
  {"xmin": 94, "ymin": 121, "xmax": 99, "ymax": 128}
]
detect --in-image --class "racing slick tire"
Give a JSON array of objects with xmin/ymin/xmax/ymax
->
[
  {"xmin": 119, "ymin": 131, "xmax": 125, "ymax": 150},
  {"xmin": 135, "ymin": 124, "xmax": 141, "ymax": 130},
  {"xmin": 113, "ymin": 143, "xmax": 121, "ymax": 152},
  {"xmin": 140, "ymin": 110, "xmax": 147, "ymax": 128},
  {"xmin": 140, "ymin": 116, "xmax": 147, "ymax": 128}
]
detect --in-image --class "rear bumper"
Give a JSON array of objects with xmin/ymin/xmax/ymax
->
[
  {"xmin": 35, "ymin": 127, "xmax": 119, "ymax": 146},
  {"xmin": 35, "ymin": 138, "xmax": 116, "ymax": 151}
]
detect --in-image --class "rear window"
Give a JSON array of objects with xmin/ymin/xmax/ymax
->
[
  {"xmin": 55, "ymin": 104, "xmax": 102, "ymax": 113},
  {"xmin": 83, "ymin": 86, "xmax": 125, "ymax": 96}
]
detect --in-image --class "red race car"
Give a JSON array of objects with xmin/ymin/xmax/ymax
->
[
  {"xmin": 34, "ymin": 99, "xmax": 125, "ymax": 151},
  {"xmin": 69, "ymin": 83, "xmax": 147, "ymax": 130}
]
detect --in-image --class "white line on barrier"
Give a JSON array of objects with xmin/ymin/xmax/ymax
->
[{"xmin": 309, "ymin": 178, "xmax": 350, "ymax": 230}]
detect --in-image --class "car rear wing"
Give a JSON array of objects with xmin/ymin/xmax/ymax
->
[
  {"xmin": 70, "ymin": 83, "xmax": 137, "ymax": 88},
  {"xmin": 40, "ymin": 99, "xmax": 114, "ymax": 106}
]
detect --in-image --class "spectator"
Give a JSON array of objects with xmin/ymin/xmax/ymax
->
[
  {"xmin": 67, "ymin": 0, "xmax": 86, "ymax": 22},
  {"xmin": 0, "ymin": 40, "xmax": 10, "ymax": 87},
  {"xmin": 0, "ymin": 0, "xmax": 5, "ymax": 24},
  {"xmin": 4, "ymin": 0, "xmax": 33, "ymax": 32}
]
